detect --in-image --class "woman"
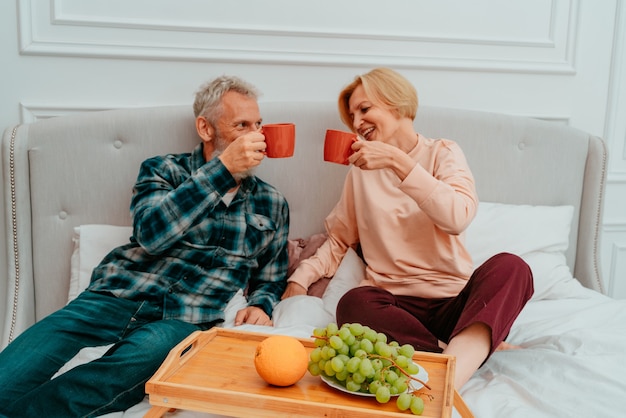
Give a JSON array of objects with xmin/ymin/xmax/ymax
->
[{"xmin": 282, "ymin": 67, "xmax": 533, "ymax": 388}]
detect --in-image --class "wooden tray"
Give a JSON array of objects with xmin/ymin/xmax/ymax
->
[{"xmin": 145, "ymin": 328, "xmax": 461, "ymax": 417}]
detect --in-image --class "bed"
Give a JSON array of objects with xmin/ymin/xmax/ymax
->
[{"xmin": 2, "ymin": 102, "xmax": 625, "ymax": 417}]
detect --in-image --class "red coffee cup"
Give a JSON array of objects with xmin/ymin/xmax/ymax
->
[
  {"xmin": 262, "ymin": 123, "xmax": 295, "ymax": 158},
  {"xmin": 324, "ymin": 129, "xmax": 357, "ymax": 165}
]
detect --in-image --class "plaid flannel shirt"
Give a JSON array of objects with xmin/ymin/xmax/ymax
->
[{"xmin": 88, "ymin": 144, "xmax": 290, "ymax": 324}]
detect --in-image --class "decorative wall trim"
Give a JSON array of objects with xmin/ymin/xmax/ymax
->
[
  {"xmin": 607, "ymin": 242, "xmax": 626, "ymax": 297},
  {"xmin": 18, "ymin": 0, "xmax": 579, "ymax": 74},
  {"xmin": 607, "ymin": 173, "xmax": 626, "ymax": 184},
  {"xmin": 20, "ymin": 104, "xmax": 120, "ymax": 123},
  {"xmin": 604, "ymin": 1, "xmax": 626, "ymax": 176},
  {"xmin": 603, "ymin": 222, "xmax": 626, "ymax": 233}
]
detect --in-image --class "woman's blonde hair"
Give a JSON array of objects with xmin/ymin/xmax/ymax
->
[{"xmin": 338, "ymin": 68, "xmax": 418, "ymax": 130}]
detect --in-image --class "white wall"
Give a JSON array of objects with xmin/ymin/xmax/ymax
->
[{"xmin": 2, "ymin": 0, "xmax": 625, "ymax": 298}]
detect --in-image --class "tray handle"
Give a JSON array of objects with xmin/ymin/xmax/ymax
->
[
  {"xmin": 173, "ymin": 330, "xmax": 204, "ymax": 362},
  {"xmin": 148, "ymin": 329, "xmax": 216, "ymax": 382}
]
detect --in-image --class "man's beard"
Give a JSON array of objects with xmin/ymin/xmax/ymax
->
[{"xmin": 211, "ymin": 133, "xmax": 256, "ymax": 182}]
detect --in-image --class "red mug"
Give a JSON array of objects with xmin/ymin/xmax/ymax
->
[
  {"xmin": 324, "ymin": 129, "xmax": 357, "ymax": 165},
  {"xmin": 262, "ymin": 123, "xmax": 295, "ymax": 158}
]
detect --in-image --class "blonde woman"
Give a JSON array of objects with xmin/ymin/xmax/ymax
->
[{"xmin": 283, "ymin": 68, "xmax": 533, "ymax": 388}]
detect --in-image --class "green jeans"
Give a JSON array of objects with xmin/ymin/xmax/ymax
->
[{"xmin": 0, "ymin": 291, "xmax": 212, "ymax": 418}]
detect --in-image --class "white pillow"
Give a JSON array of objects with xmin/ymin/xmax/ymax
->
[
  {"xmin": 271, "ymin": 249, "xmax": 365, "ymax": 328},
  {"xmin": 465, "ymin": 202, "xmax": 575, "ymax": 300},
  {"xmin": 465, "ymin": 201, "xmax": 573, "ymax": 264},
  {"xmin": 68, "ymin": 224, "xmax": 133, "ymax": 302},
  {"xmin": 520, "ymin": 251, "xmax": 575, "ymax": 300},
  {"xmin": 272, "ymin": 295, "xmax": 334, "ymax": 328},
  {"xmin": 321, "ymin": 247, "xmax": 366, "ymax": 316}
]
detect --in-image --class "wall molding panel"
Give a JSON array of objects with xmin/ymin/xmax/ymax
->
[
  {"xmin": 607, "ymin": 242, "xmax": 626, "ymax": 298},
  {"xmin": 604, "ymin": 1, "xmax": 626, "ymax": 178},
  {"xmin": 19, "ymin": 103, "xmax": 121, "ymax": 123},
  {"xmin": 19, "ymin": 0, "xmax": 578, "ymax": 73},
  {"xmin": 602, "ymin": 0, "xmax": 626, "ymax": 298}
]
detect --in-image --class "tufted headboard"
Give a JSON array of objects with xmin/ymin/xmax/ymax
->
[{"xmin": 1, "ymin": 102, "xmax": 607, "ymax": 348}]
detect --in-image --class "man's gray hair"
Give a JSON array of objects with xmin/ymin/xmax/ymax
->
[{"xmin": 193, "ymin": 75, "xmax": 261, "ymax": 126}]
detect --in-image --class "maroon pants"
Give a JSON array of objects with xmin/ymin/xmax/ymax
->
[{"xmin": 336, "ymin": 252, "xmax": 533, "ymax": 358}]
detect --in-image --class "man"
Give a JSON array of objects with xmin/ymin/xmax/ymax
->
[{"xmin": 0, "ymin": 76, "xmax": 290, "ymax": 417}]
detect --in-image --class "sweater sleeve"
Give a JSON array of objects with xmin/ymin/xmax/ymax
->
[
  {"xmin": 287, "ymin": 170, "xmax": 360, "ymax": 290},
  {"xmin": 399, "ymin": 139, "xmax": 478, "ymax": 235}
]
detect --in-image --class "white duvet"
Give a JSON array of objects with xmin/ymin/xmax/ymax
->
[
  {"xmin": 460, "ymin": 279, "xmax": 626, "ymax": 418},
  {"xmin": 96, "ymin": 278, "xmax": 626, "ymax": 418}
]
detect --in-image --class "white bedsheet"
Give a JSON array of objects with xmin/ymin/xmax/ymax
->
[
  {"xmin": 99, "ymin": 278, "xmax": 626, "ymax": 418},
  {"xmin": 459, "ymin": 279, "xmax": 626, "ymax": 418}
]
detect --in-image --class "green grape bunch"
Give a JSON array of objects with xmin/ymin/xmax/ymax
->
[{"xmin": 309, "ymin": 322, "xmax": 431, "ymax": 415}]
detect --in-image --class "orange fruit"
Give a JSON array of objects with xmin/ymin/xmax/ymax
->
[{"xmin": 254, "ymin": 335, "xmax": 308, "ymax": 387}]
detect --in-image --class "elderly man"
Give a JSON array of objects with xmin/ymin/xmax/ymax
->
[{"xmin": 0, "ymin": 75, "xmax": 289, "ymax": 417}]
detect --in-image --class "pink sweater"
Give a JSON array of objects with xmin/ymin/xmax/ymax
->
[{"xmin": 289, "ymin": 134, "xmax": 478, "ymax": 298}]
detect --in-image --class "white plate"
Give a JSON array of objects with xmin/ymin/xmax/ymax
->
[{"xmin": 320, "ymin": 363, "xmax": 429, "ymax": 397}]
